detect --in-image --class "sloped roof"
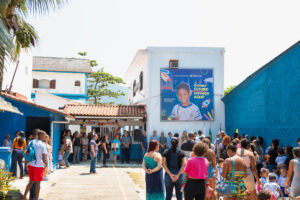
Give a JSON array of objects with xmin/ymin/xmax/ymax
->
[
  {"xmin": 1, "ymin": 92, "xmax": 73, "ymax": 119},
  {"xmin": 222, "ymin": 40, "xmax": 300, "ymax": 103},
  {"xmin": 63, "ymin": 104, "xmax": 146, "ymax": 118},
  {"xmin": 33, "ymin": 56, "xmax": 93, "ymax": 73},
  {"xmin": 34, "ymin": 91, "xmax": 82, "ymax": 105},
  {"xmin": 0, "ymin": 97, "xmax": 23, "ymax": 115}
]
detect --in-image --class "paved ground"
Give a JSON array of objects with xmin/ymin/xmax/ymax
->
[{"xmin": 12, "ymin": 162, "xmax": 145, "ymax": 200}]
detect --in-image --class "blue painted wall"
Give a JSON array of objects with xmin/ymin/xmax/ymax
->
[
  {"xmin": 222, "ymin": 42, "xmax": 300, "ymax": 147},
  {"xmin": 0, "ymin": 97, "xmax": 66, "ymax": 168}
]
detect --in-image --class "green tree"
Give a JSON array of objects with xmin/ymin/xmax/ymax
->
[
  {"xmin": 78, "ymin": 52, "xmax": 126, "ymax": 104},
  {"xmin": 0, "ymin": 0, "xmax": 67, "ymax": 92},
  {"xmin": 224, "ymin": 85, "xmax": 237, "ymax": 95},
  {"xmin": 88, "ymin": 68, "xmax": 125, "ymax": 104}
]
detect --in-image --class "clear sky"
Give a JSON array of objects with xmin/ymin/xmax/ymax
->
[{"xmin": 28, "ymin": 0, "xmax": 300, "ymax": 89}]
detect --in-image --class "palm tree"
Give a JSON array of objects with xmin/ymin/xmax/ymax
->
[{"xmin": 0, "ymin": 0, "xmax": 67, "ymax": 93}]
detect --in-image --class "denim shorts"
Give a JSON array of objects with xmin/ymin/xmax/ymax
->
[{"xmin": 208, "ymin": 164, "xmax": 215, "ymax": 179}]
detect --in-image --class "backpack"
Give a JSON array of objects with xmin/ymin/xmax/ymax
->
[
  {"xmin": 25, "ymin": 140, "xmax": 36, "ymax": 162},
  {"xmin": 220, "ymin": 145, "xmax": 228, "ymax": 159}
]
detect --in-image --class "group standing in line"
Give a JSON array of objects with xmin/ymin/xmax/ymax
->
[{"xmin": 142, "ymin": 130, "xmax": 300, "ymax": 200}]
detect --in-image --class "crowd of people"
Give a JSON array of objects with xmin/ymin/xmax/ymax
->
[
  {"xmin": 142, "ymin": 130, "xmax": 300, "ymax": 200},
  {"xmin": 1, "ymin": 129, "xmax": 51, "ymax": 200},
  {"xmin": 2, "ymin": 129, "xmax": 300, "ymax": 200}
]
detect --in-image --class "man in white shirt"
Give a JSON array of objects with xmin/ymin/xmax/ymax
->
[
  {"xmin": 63, "ymin": 131, "xmax": 73, "ymax": 167},
  {"xmin": 195, "ymin": 130, "xmax": 204, "ymax": 142},
  {"xmin": 23, "ymin": 131, "xmax": 48, "ymax": 200}
]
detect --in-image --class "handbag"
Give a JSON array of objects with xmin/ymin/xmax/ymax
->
[{"xmin": 216, "ymin": 159, "xmax": 235, "ymax": 196}]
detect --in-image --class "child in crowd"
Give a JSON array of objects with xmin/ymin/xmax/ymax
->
[
  {"xmin": 275, "ymin": 148, "xmax": 287, "ymax": 168},
  {"xmin": 277, "ymin": 167, "xmax": 288, "ymax": 197},
  {"xmin": 260, "ymin": 168, "xmax": 269, "ymax": 188},
  {"xmin": 58, "ymin": 149, "xmax": 64, "ymax": 168},
  {"xmin": 258, "ymin": 190, "xmax": 272, "ymax": 200},
  {"xmin": 263, "ymin": 174, "xmax": 284, "ymax": 200},
  {"xmin": 171, "ymin": 82, "xmax": 202, "ymax": 121},
  {"xmin": 216, "ymin": 158, "xmax": 224, "ymax": 182},
  {"xmin": 58, "ymin": 137, "xmax": 67, "ymax": 168}
]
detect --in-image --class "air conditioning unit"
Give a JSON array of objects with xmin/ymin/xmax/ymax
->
[{"xmin": 169, "ymin": 59, "xmax": 179, "ymax": 69}]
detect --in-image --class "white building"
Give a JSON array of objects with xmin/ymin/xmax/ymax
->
[
  {"xmin": 2, "ymin": 50, "xmax": 33, "ymax": 100},
  {"xmin": 124, "ymin": 47, "xmax": 225, "ymax": 139},
  {"xmin": 31, "ymin": 56, "xmax": 92, "ymax": 104}
]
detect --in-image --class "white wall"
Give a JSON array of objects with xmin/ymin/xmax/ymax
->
[
  {"xmin": 33, "ymin": 92, "xmax": 71, "ymax": 110},
  {"xmin": 32, "ymin": 71, "xmax": 86, "ymax": 95},
  {"xmin": 124, "ymin": 47, "xmax": 225, "ymax": 140},
  {"xmin": 146, "ymin": 47, "xmax": 225, "ymax": 140},
  {"xmin": 123, "ymin": 50, "xmax": 148, "ymax": 105},
  {"xmin": 2, "ymin": 50, "xmax": 33, "ymax": 100}
]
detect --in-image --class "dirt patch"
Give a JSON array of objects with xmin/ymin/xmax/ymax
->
[{"xmin": 128, "ymin": 172, "xmax": 145, "ymax": 190}]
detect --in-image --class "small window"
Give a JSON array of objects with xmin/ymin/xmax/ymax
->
[
  {"xmin": 75, "ymin": 80, "xmax": 81, "ymax": 86},
  {"xmin": 33, "ymin": 79, "xmax": 39, "ymax": 88},
  {"xmin": 39, "ymin": 79, "xmax": 50, "ymax": 89},
  {"xmin": 133, "ymin": 80, "xmax": 136, "ymax": 97},
  {"xmin": 139, "ymin": 72, "xmax": 143, "ymax": 91},
  {"xmin": 169, "ymin": 59, "xmax": 178, "ymax": 69},
  {"xmin": 50, "ymin": 80, "xmax": 56, "ymax": 89}
]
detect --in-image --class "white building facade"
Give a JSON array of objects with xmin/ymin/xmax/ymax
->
[
  {"xmin": 31, "ymin": 57, "xmax": 92, "ymax": 104},
  {"xmin": 2, "ymin": 50, "xmax": 33, "ymax": 100},
  {"xmin": 124, "ymin": 47, "xmax": 225, "ymax": 140}
]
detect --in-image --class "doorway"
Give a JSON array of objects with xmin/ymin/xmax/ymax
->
[{"xmin": 25, "ymin": 117, "xmax": 50, "ymax": 138}]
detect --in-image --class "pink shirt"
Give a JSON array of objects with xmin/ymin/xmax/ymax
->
[{"xmin": 184, "ymin": 157, "xmax": 209, "ymax": 179}]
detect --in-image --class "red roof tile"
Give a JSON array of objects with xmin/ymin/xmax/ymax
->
[
  {"xmin": 63, "ymin": 104, "xmax": 146, "ymax": 118},
  {"xmin": 1, "ymin": 92, "xmax": 73, "ymax": 119}
]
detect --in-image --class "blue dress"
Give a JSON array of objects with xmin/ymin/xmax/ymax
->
[
  {"xmin": 112, "ymin": 139, "xmax": 121, "ymax": 156},
  {"xmin": 144, "ymin": 156, "xmax": 164, "ymax": 200}
]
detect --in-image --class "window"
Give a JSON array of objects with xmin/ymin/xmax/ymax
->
[
  {"xmin": 133, "ymin": 80, "xmax": 136, "ymax": 97},
  {"xmin": 169, "ymin": 59, "xmax": 179, "ymax": 69},
  {"xmin": 75, "ymin": 80, "xmax": 81, "ymax": 86},
  {"xmin": 39, "ymin": 79, "xmax": 50, "ymax": 89},
  {"xmin": 139, "ymin": 71, "xmax": 143, "ymax": 91},
  {"xmin": 33, "ymin": 79, "xmax": 39, "ymax": 88},
  {"xmin": 50, "ymin": 80, "xmax": 56, "ymax": 89}
]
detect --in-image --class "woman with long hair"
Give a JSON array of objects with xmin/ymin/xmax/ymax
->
[
  {"xmin": 10, "ymin": 131, "xmax": 26, "ymax": 178},
  {"xmin": 181, "ymin": 131, "xmax": 188, "ymax": 145},
  {"xmin": 142, "ymin": 140, "xmax": 164, "ymax": 200},
  {"xmin": 162, "ymin": 137, "xmax": 186, "ymax": 200},
  {"xmin": 102, "ymin": 133, "xmax": 111, "ymax": 167},
  {"xmin": 218, "ymin": 135, "xmax": 231, "ymax": 160},
  {"xmin": 285, "ymin": 147, "xmax": 300, "ymax": 199},
  {"xmin": 266, "ymin": 139, "xmax": 279, "ymax": 172},
  {"xmin": 202, "ymin": 138, "xmax": 217, "ymax": 200},
  {"xmin": 81, "ymin": 133, "xmax": 89, "ymax": 162},
  {"xmin": 284, "ymin": 145, "xmax": 294, "ymax": 169}
]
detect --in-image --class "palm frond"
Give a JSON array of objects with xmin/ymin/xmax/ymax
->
[
  {"xmin": 25, "ymin": 0, "xmax": 68, "ymax": 15},
  {"xmin": 0, "ymin": 18, "xmax": 16, "ymax": 76},
  {"xmin": 13, "ymin": 14, "xmax": 39, "ymax": 49},
  {"xmin": 22, "ymin": 19, "xmax": 40, "ymax": 47}
]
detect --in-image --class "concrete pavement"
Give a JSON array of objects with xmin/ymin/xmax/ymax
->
[{"xmin": 12, "ymin": 162, "xmax": 145, "ymax": 200}]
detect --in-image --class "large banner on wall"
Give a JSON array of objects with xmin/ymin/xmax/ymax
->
[{"xmin": 160, "ymin": 68, "xmax": 214, "ymax": 121}]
